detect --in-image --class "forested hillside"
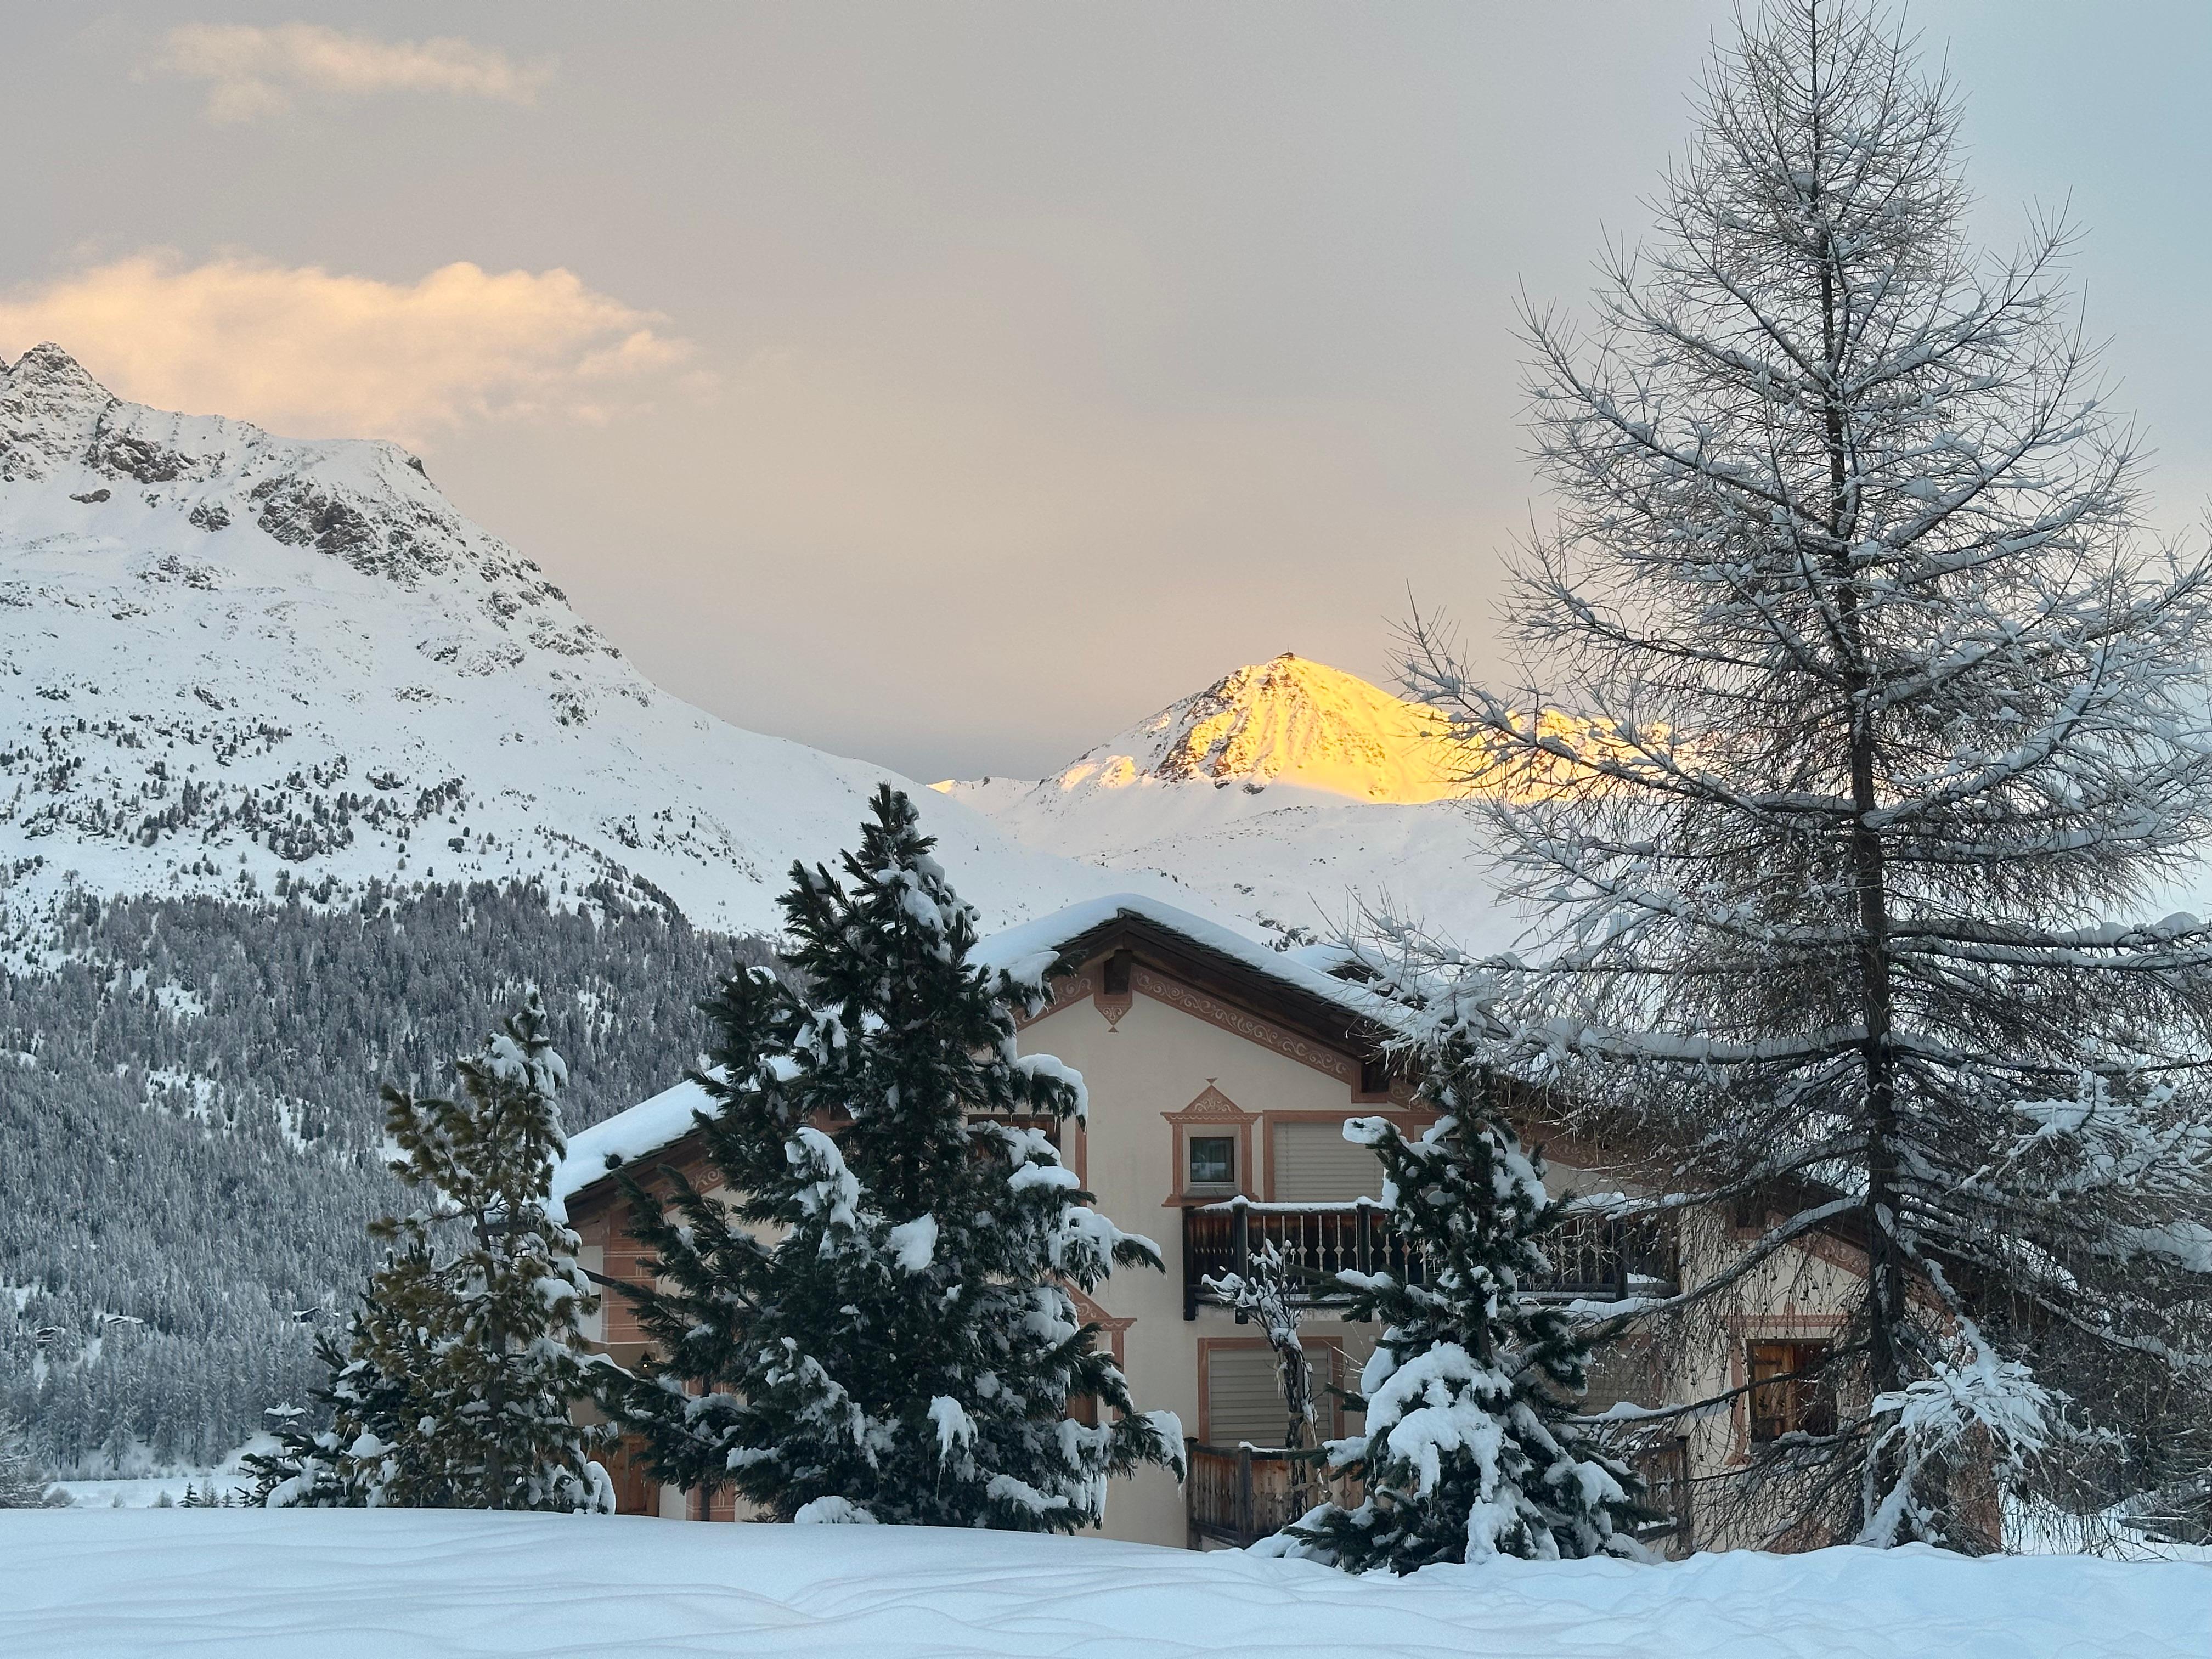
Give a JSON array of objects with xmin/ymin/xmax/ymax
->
[{"xmin": 0, "ymin": 879, "xmax": 772, "ymax": 1474}]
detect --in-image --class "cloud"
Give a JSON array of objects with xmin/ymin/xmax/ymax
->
[
  {"xmin": 142, "ymin": 23, "xmax": 554, "ymax": 124},
  {"xmin": 0, "ymin": 254, "xmax": 698, "ymax": 444}
]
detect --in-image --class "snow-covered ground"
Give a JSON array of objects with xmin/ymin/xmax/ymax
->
[
  {"xmin": 52, "ymin": 1470, "xmax": 251, "ymax": 1508},
  {"xmin": 0, "ymin": 1511, "xmax": 2202, "ymax": 1658}
]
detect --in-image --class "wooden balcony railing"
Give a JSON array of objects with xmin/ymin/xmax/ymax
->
[
  {"xmin": 1629, "ymin": 1434, "xmax": 1693, "ymax": 1551},
  {"xmin": 1184, "ymin": 1441, "xmax": 1350, "ymax": 1549},
  {"xmin": 1184, "ymin": 1434, "xmax": 1694, "ymax": 1553},
  {"xmin": 1182, "ymin": 1199, "xmax": 1675, "ymax": 1319}
]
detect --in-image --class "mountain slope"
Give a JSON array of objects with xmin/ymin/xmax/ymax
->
[
  {"xmin": 939, "ymin": 654, "xmax": 1520, "ymax": 950},
  {"xmin": 0, "ymin": 343, "xmax": 1138, "ymax": 1474},
  {"xmin": 0, "ymin": 343, "xmax": 1096, "ymax": 944}
]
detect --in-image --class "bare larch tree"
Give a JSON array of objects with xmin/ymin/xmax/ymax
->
[{"xmin": 1406, "ymin": 0, "xmax": 2212, "ymax": 1549}]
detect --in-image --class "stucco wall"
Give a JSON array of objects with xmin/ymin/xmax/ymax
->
[{"xmin": 1017, "ymin": 961, "xmax": 1412, "ymax": 1547}]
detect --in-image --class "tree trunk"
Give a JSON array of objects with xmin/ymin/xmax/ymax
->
[{"xmin": 1811, "ymin": 49, "xmax": 1910, "ymax": 1494}]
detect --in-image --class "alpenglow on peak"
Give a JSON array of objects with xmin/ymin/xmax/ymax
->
[{"xmin": 1049, "ymin": 653, "xmax": 1465, "ymax": 805}]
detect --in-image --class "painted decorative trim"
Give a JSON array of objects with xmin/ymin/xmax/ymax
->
[
  {"xmin": 1015, "ymin": 968, "xmax": 1094, "ymax": 1031},
  {"xmin": 1169, "ymin": 1084, "xmax": 1254, "ymax": 1122},
  {"xmin": 1163, "ymin": 1084, "xmax": 1257, "ymax": 1205},
  {"xmin": 1067, "ymin": 1286, "xmax": 1136, "ymax": 1367},
  {"xmin": 1131, "ymin": 965, "xmax": 1361, "ymax": 1084}
]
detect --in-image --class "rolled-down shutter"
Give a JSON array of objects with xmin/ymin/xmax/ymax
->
[
  {"xmin": 1270, "ymin": 1120, "xmax": 1384, "ymax": 1201},
  {"xmin": 1206, "ymin": 1346, "xmax": 1288, "ymax": 1447}
]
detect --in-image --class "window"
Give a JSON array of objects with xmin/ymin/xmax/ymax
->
[
  {"xmin": 1102, "ymin": 950, "xmax": 1132, "ymax": 997},
  {"xmin": 1358, "ymin": 1054, "xmax": 1389, "ymax": 1096},
  {"xmin": 1269, "ymin": 1120, "xmax": 1383, "ymax": 1201},
  {"xmin": 1204, "ymin": 1345, "xmax": 1287, "ymax": 1447},
  {"xmin": 1188, "ymin": 1135, "xmax": 1236, "ymax": 1188},
  {"xmin": 1747, "ymin": 1340, "xmax": 1835, "ymax": 1442}
]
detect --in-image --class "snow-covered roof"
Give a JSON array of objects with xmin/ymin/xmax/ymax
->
[
  {"xmin": 972, "ymin": 891, "xmax": 1412, "ymax": 1037},
  {"xmin": 550, "ymin": 1072, "xmax": 720, "ymax": 1217},
  {"xmin": 553, "ymin": 893, "xmax": 1408, "ymax": 1212}
]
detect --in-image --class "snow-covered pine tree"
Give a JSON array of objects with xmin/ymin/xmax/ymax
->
[
  {"xmin": 1277, "ymin": 1036, "xmax": 1639, "ymax": 1569},
  {"xmin": 599, "ymin": 785, "xmax": 1183, "ymax": 1528},
  {"xmin": 0, "ymin": 1411, "xmax": 66, "ymax": 1508},
  {"xmin": 247, "ymin": 996, "xmax": 611, "ymax": 1510},
  {"xmin": 1403, "ymin": 0, "xmax": 2212, "ymax": 1548},
  {"xmin": 241, "ymin": 1303, "xmax": 418, "ymax": 1507}
]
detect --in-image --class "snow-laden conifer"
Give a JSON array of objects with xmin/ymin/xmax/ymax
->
[
  {"xmin": 247, "ymin": 996, "xmax": 611, "ymax": 1510},
  {"xmin": 1276, "ymin": 1036, "xmax": 1639, "ymax": 1569},
  {"xmin": 599, "ymin": 785, "xmax": 1183, "ymax": 1528},
  {"xmin": 1401, "ymin": 0, "xmax": 2212, "ymax": 1547},
  {"xmin": 0, "ymin": 1411, "xmax": 66, "ymax": 1508}
]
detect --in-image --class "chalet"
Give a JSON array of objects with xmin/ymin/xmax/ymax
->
[{"xmin": 555, "ymin": 893, "xmax": 1876, "ymax": 1552}]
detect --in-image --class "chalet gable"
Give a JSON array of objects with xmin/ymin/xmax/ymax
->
[
  {"xmin": 555, "ymin": 895, "xmax": 1412, "ymax": 1218},
  {"xmin": 987, "ymin": 897, "xmax": 1410, "ymax": 1097}
]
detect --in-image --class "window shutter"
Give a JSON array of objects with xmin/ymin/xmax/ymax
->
[
  {"xmin": 1270, "ymin": 1120, "xmax": 1384, "ymax": 1202},
  {"xmin": 1206, "ymin": 1346, "xmax": 1287, "ymax": 1447}
]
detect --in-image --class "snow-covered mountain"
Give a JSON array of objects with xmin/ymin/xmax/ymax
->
[
  {"xmin": 938, "ymin": 653, "xmax": 1522, "ymax": 951},
  {"xmin": 0, "ymin": 342, "xmax": 1100, "ymax": 941}
]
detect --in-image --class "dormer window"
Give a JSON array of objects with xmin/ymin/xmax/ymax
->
[{"xmin": 1187, "ymin": 1136, "xmax": 1236, "ymax": 1189}]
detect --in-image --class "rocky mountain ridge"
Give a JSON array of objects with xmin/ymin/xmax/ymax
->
[{"xmin": 0, "ymin": 343, "xmax": 1098, "ymax": 949}]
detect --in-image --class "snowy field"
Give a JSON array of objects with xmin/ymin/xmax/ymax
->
[{"xmin": 1, "ymin": 1511, "xmax": 2204, "ymax": 1658}]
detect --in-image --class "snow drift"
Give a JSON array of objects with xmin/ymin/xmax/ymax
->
[{"xmin": 1, "ymin": 1508, "xmax": 2202, "ymax": 1658}]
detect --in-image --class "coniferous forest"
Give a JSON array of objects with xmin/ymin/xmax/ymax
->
[{"xmin": 0, "ymin": 879, "xmax": 774, "ymax": 1474}]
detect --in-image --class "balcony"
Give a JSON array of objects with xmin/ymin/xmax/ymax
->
[
  {"xmin": 1184, "ymin": 1441, "xmax": 1346, "ymax": 1549},
  {"xmin": 1182, "ymin": 1198, "xmax": 1675, "ymax": 1320}
]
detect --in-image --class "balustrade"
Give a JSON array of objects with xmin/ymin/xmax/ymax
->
[{"xmin": 1182, "ymin": 1199, "xmax": 1674, "ymax": 1319}]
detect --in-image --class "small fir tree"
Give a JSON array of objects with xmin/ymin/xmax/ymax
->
[
  {"xmin": 0, "ymin": 1412, "xmax": 66, "ymax": 1508},
  {"xmin": 247, "ymin": 996, "xmax": 611, "ymax": 1510},
  {"xmin": 1283, "ymin": 1039, "xmax": 1640, "ymax": 1568},
  {"xmin": 600, "ymin": 785, "xmax": 1184, "ymax": 1527}
]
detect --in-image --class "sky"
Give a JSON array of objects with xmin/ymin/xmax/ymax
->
[{"xmin": 4, "ymin": 3, "xmax": 2211, "ymax": 782}]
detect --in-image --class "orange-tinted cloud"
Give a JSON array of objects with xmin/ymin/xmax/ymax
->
[
  {"xmin": 142, "ymin": 23, "xmax": 554, "ymax": 125},
  {"xmin": 0, "ymin": 253, "xmax": 697, "ymax": 444}
]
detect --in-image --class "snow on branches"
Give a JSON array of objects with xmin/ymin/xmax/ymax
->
[
  {"xmin": 247, "ymin": 994, "xmax": 612, "ymax": 1511},
  {"xmin": 598, "ymin": 786, "xmax": 1183, "ymax": 1530},
  {"xmin": 1398, "ymin": 0, "xmax": 2212, "ymax": 1549},
  {"xmin": 1276, "ymin": 1040, "xmax": 1641, "ymax": 1570}
]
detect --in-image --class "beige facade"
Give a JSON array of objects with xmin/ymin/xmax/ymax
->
[
  {"xmin": 1012, "ymin": 951, "xmax": 1410, "ymax": 1546},
  {"xmin": 563, "ymin": 897, "xmax": 1876, "ymax": 1551}
]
